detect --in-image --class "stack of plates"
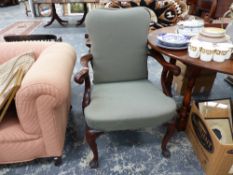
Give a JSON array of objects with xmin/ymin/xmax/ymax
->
[
  {"xmin": 198, "ymin": 27, "xmax": 230, "ymax": 43},
  {"xmin": 156, "ymin": 33, "xmax": 189, "ymax": 50}
]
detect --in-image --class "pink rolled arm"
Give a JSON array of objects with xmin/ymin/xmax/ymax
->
[{"xmin": 12, "ymin": 42, "xmax": 77, "ymax": 155}]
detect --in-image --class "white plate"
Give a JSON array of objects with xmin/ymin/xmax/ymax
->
[
  {"xmin": 197, "ymin": 34, "xmax": 230, "ymax": 43},
  {"xmin": 155, "ymin": 39, "xmax": 188, "ymax": 50},
  {"xmin": 200, "ymin": 27, "xmax": 226, "ymax": 38}
]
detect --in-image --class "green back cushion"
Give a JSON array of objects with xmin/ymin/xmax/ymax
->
[{"xmin": 86, "ymin": 7, "xmax": 150, "ymax": 84}]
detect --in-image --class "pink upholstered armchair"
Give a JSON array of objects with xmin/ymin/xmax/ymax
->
[{"xmin": 0, "ymin": 42, "xmax": 76, "ymax": 165}]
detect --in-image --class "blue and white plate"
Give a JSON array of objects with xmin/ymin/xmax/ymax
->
[
  {"xmin": 157, "ymin": 33, "xmax": 190, "ymax": 47},
  {"xmin": 155, "ymin": 39, "xmax": 188, "ymax": 50}
]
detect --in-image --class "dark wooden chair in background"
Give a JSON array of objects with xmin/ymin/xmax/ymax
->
[
  {"xmin": 0, "ymin": 0, "xmax": 19, "ymax": 7},
  {"xmin": 4, "ymin": 34, "xmax": 62, "ymax": 42},
  {"xmin": 187, "ymin": 0, "xmax": 233, "ymax": 22},
  {"xmin": 187, "ymin": 0, "xmax": 217, "ymax": 22}
]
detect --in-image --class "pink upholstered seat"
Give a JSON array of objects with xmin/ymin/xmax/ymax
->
[{"xmin": 0, "ymin": 42, "xmax": 76, "ymax": 164}]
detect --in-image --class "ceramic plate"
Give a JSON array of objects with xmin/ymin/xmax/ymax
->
[
  {"xmin": 200, "ymin": 27, "xmax": 226, "ymax": 38},
  {"xmin": 157, "ymin": 33, "xmax": 189, "ymax": 47},
  {"xmin": 155, "ymin": 39, "xmax": 188, "ymax": 50},
  {"xmin": 196, "ymin": 34, "xmax": 230, "ymax": 43}
]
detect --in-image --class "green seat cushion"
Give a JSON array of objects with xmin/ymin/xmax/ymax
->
[{"xmin": 85, "ymin": 80, "xmax": 176, "ymax": 131}]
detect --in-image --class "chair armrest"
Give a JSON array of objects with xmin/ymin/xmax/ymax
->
[
  {"xmin": 148, "ymin": 49, "xmax": 181, "ymax": 76},
  {"xmin": 74, "ymin": 53, "xmax": 93, "ymax": 84},
  {"xmin": 15, "ymin": 43, "xmax": 76, "ymax": 135},
  {"xmin": 74, "ymin": 53, "xmax": 93, "ymax": 109}
]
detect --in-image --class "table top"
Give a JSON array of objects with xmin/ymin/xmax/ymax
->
[{"xmin": 148, "ymin": 26, "xmax": 233, "ymax": 75}]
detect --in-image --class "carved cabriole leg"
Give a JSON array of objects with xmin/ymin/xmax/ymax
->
[
  {"xmin": 85, "ymin": 126, "xmax": 103, "ymax": 168},
  {"xmin": 54, "ymin": 156, "xmax": 62, "ymax": 166},
  {"xmin": 161, "ymin": 118, "xmax": 177, "ymax": 158},
  {"xmin": 177, "ymin": 66, "xmax": 201, "ymax": 131}
]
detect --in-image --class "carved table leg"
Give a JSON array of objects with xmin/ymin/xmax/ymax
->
[
  {"xmin": 44, "ymin": 3, "xmax": 68, "ymax": 27},
  {"xmin": 76, "ymin": 3, "xmax": 88, "ymax": 26},
  {"xmin": 177, "ymin": 65, "xmax": 201, "ymax": 131}
]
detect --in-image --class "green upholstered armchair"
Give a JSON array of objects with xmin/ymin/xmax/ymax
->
[{"xmin": 75, "ymin": 7, "xmax": 181, "ymax": 168}]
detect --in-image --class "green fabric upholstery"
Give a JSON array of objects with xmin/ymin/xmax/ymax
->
[
  {"xmin": 85, "ymin": 7, "xmax": 150, "ymax": 84},
  {"xmin": 85, "ymin": 80, "xmax": 176, "ymax": 131}
]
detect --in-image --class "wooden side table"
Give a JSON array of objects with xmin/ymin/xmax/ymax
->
[
  {"xmin": 148, "ymin": 26, "xmax": 233, "ymax": 131},
  {"xmin": 33, "ymin": 0, "xmax": 98, "ymax": 27}
]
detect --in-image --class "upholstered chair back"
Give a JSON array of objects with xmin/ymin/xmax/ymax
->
[{"xmin": 86, "ymin": 7, "xmax": 150, "ymax": 84}]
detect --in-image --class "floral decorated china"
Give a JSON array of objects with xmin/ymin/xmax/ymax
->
[
  {"xmin": 155, "ymin": 39, "xmax": 188, "ymax": 50},
  {"xmin": 157, "ymin": 33, "xmax": 189, "ymax": 47}
]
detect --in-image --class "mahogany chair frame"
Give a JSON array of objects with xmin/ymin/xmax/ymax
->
[{"xmin": 74, "ymin": 49, "xmax": 181, "ymax": 168}]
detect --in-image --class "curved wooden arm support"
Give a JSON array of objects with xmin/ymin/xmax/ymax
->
[
  {"xmin": 74, "ymin": 67, "xmax": 89, "ymax": 84},
  {"xmin": 148, "ymin": 49, "xmax": 181, "ymax": 97},
  {"xmin": 74, "ymin": 54, "xmax": 93, "ymax": 84},
  {"xmin": 148, "ymin": 49, "xmax": 181, "ymax": 76},
  {"xmin": 74, "ymin": 54, "xmax": 93, "ymax": 110},
  {"xmin": 80, "ymin": 53, "xmax": 93, "ymax": 67}
]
